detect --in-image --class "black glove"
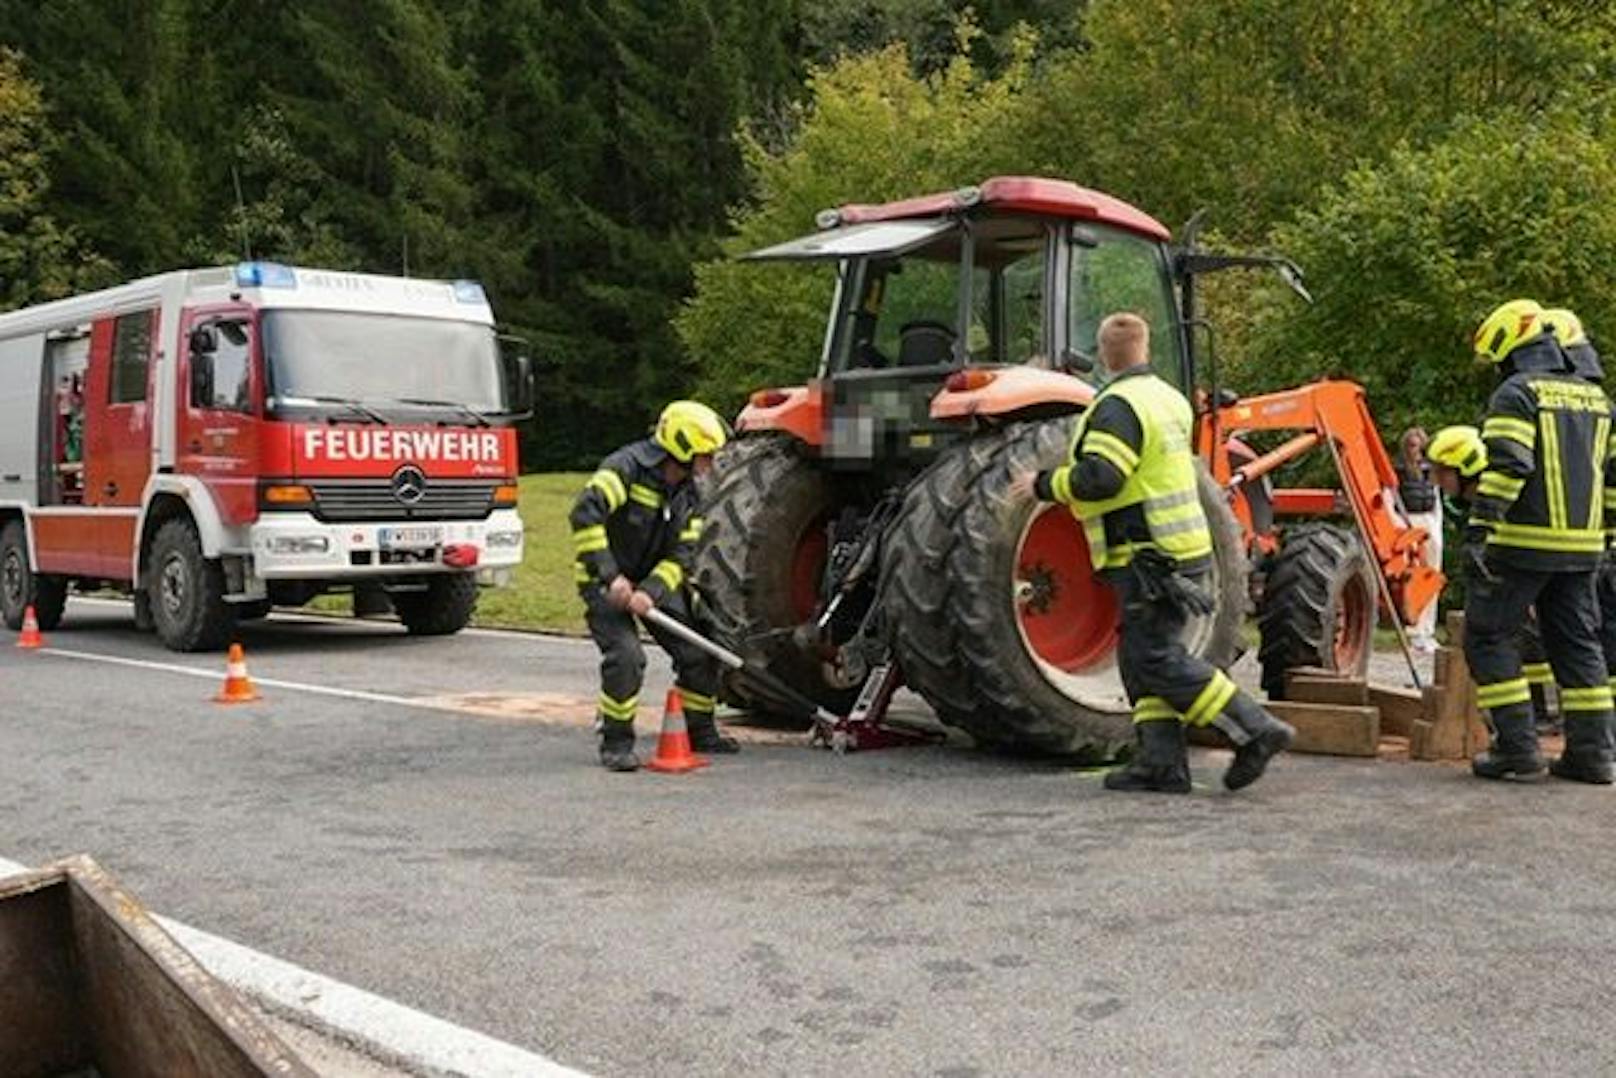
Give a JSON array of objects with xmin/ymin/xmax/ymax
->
[{"xmin": 1464, "ymin": 525, "xmax": 1496, "ymax": 583}]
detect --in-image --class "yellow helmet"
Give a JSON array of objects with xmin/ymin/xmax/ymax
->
[
  {"xmin": 1426, "ymin": 425, "xmax": 1487, "ymax": 478},
  {"xmin": 1473, "ymin": 299, "xmax": 1545, "ymax": 363},
  {"xmin": 1544, "ymin": 307, "xmax": 1588, "ymax": 346},
  {"xmin": 654, "ymin": 400, "xmax": 729, "ymax": 463}
]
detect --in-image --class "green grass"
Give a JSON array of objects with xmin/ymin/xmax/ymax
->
[{"xmin": 474, "ymin": 473, "xmax": 589, "ymax": 634}]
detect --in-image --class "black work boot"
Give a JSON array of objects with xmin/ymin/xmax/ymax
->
[
  {"xmin": 598, "ymin": 719, "xmax": 640, "ymax": 772},
  {"xmin": 1213, "ymin": 694, "xmax": 1295, "ymax": 791},
  {"xmin": 1549, "ymin": 712, "xmax": 1615, "ymax": 785},
  {"xmin": 1104, "ymin": 721, "xmax": 1191, "ymax": 793},
  {"xmin": 1472, "ymin": 706, "xmax": 1544, "ymax": 781},
  {"xmin": 687, "ymin": 712, "xmax": 740, "ymax": 754}
]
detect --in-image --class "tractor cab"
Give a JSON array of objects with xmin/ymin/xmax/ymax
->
[{"xmin": 740, "ymin": 178, "xmax": 1188, "ymax": 474}]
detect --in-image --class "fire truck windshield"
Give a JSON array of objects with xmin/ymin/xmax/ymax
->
[{"xmin": 263, "ymin": 310, "xmax": 506, "ymax": 418}]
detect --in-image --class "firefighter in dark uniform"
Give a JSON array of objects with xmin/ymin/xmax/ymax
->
[
  {"xmin": 1463, "ymin": 299, "xmax": 1615, "ymax": 783},
  {"xmin": 1014, "ymin": 312, "xmax": 1294, "ymax": 793},
  {"xmin": 1423, "ymin": 427, "xmax": 1561, "ymax": 726},
  {"xmin": 570, "ymin": 400, "xmax": 738, "ymax": 771}
]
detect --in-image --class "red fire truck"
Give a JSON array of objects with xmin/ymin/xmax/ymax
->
[{"xmin": 0, "ymin": 262, "xmax": 533, "ymax": 651}]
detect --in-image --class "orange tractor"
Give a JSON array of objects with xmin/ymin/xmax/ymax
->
[{"xmin": 693, "ymin": 177, "xmax": 1442, "ymax": 755}]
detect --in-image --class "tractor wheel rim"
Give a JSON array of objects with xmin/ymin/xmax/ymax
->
[
  {"xmin": 2, "ymin": 549, "xmax": 22, "ymax": 610},
  {"xmin": 160, "ymin": 554, "xmax": 188, "ymax": 617},
  {"xmin": 1334, "ymin": 575, "xmax": 1372, "ymax": 671},
  {"xmin": 788, "ymin": 520, "xmax": 828, "ymax": 624},
  {"xmin": 1010, "ymin": 504, "xmax": 1127, "ymax": 711}
]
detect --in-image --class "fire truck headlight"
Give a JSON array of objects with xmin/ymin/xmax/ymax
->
[
  {"xmin": 485, "ymin": 530, "xmax": 523, "ymax": 549},
  {"xmin": 267, "ymin": 535, "xmax": 331, "ymax": 555}
]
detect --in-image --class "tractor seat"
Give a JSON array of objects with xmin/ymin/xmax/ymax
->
[{"xmin": 897, "ymin": 320, "xmax": 955, "ymax": 367}]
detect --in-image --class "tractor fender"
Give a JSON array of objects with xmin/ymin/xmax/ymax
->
[
  {"xmin": 930, "ymin": 366, "xmax": 1094, "ymax": 421},
  {"xmin": 734, "ymin": 383, "xmax": 825, "ymax": 448}
]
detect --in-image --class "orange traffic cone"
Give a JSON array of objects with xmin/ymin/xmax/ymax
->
[
  {"xmin": 644, "ymin": 688, "xmax": 708, "ymax": 773},
  {"xmin": 213, "ymin": 643, "xmax": 261, "ymax": 704},
  {"xmin": 15, "ymin": 605, "xmax": 43, "ymax": 650}
]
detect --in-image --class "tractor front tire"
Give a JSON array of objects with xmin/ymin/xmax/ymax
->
[
  {"xmin": 886, "ymin": 418, "xmax": 1246, "ymax": 757},
  {"xmin": 692, "ymin": 433, "xmax": 857, "ymax": 720},
  {"xmin": 1256, "ymin": 524, "xmax": 1376, "ymax": 697}
]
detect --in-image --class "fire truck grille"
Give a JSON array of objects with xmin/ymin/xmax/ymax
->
[{"xmin": 308, "ymin": 481, "xmax": 497, "ymax": 522}]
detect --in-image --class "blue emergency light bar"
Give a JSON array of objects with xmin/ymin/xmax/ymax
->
[
  {"xmin": 452, "ymin": 280, "xmax": 488, "ymax": 304},
  {"xmin": 234, "ymin": 261, "xmax": 298, "ymax": 289}
]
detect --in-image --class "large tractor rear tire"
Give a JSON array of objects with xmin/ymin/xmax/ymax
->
[
  {"xmin": 692, "ymin": 434, "xmax": 858, "ymax": 719},
  {"xmin": 1256, "ymin": 524, "xmax": 1376, "ymax": 698},
  {"xmin": 885, "ymin": 418, "xmax": 1247, "ymax": 757}
]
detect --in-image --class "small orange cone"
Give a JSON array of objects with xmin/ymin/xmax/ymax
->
[
  {"xmin": 15, "ymin": 605, "xmax": 43, "ymax": 649},
  {"xmin": 213, "ymin": 643, "xmax": 261, "ymax": 704},
  {"xmin": 644, "ymin": 688, "xmax": 708, "ymax": 773}
]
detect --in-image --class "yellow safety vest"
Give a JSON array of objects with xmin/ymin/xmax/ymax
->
[{"xmin": 1068, "ymin": 374, "xmax": 1211, "ymax": 570}]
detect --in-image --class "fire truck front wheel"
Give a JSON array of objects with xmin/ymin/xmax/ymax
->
[
  {"xmin": 1, "ymin": 520, "xmax": 68, "ymax": 632},
  {"xmin": 147, "ymin": 519, "xmax": 236, "ymax": 652},
  {"xmin": 390, "ymin": 573, "xmax": 478, "ymax": 635}
]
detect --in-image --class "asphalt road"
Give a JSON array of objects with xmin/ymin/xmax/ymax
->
[{"xmin": 1, "ymin": 600, "xmax": 1610, "ymax": 1076}]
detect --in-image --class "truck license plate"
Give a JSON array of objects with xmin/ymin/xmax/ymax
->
[{"xmin": 378, "ymin": 525, "xmax": 443, "ymax": 550}]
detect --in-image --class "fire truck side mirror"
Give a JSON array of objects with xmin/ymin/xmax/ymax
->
[
  {"xmin": 504, "ymin": 352, "xmax": 534, "ymax": 419},
  {"xmin": 189, "ymin": 324, "xmax": 218, "ymax": 355}
]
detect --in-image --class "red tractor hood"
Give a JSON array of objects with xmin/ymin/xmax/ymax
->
[{"xmin": 261, "ymin": 422, "xmax": 518, "ymax": 480}]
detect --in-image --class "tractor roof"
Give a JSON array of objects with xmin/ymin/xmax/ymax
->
[{"xmin": 830, "ymin": 176, "xmax": 1170, "ymax": 242}]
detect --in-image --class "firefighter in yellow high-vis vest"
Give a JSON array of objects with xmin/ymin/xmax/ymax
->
[
  {"xmin": 1014, "ymin": 312, "xmax": 1294, "ymax": 793},
  {"xmin": 569, "ymin": 401, "xmax": 738, "ymax": 771},
  {"xmin": 1463, "ymin": 300, "xmax": 1616, "ymax": 784}
]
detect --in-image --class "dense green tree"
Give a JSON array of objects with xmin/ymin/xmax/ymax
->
[
  {"xmin": 1235, "ymin": 112, "xmax": 1616, "ymax": 443},
  {"xmin": 0, "ymin": 49, "xmax": 110, "ymax": 309}
]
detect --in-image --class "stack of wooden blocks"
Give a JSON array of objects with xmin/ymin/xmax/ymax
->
[{"xmin": 1263, "ymin": 612, "xmax": 1490, "ymax": 760}]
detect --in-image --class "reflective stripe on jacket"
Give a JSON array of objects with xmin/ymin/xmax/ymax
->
[
  {"xmin": 1048, "ymin": 370, "xmax": 1211, "ymax": 571},
  {"xmin": 568, "ymin": 438, "xmax": 702, "ymax": 602}
]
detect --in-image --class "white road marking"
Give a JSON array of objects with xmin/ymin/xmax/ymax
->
[
  {"xmin": 0, "ymin": 854, "xmax": 586, "ymax": 1077},
  {"xmin": 67, "ymin": 595, "xmax": 597, "ymax": 646},
  {"xmin": 37, "ymin": 647, "xmax": 449, "ymax": 712}
]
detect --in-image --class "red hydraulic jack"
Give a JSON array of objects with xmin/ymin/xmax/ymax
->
[{"xmin": 640, "ymin": 608, "xmax": 939, "ymax": 754}]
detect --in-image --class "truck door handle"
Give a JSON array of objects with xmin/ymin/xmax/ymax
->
[
  {"xmin": 103, "ymin": 481, "xmax": 118, "ymax": 498},
  {"xmin": 188, "ymin": 440, "xmax": 203, "ymax": 452}
]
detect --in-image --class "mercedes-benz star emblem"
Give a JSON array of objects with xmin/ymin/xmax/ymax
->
[{"xmin": 391, "ymin": 465, "xmax": 427, "ymax": 505}]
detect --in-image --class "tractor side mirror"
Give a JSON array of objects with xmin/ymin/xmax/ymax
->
[
  {"xmin": 1060, "ymin": 348, "xmax": 1095, "ymax": 375},
  {"xmin": 1275, "ymin": 260, "xmax": 1313, "ymax": 304}
]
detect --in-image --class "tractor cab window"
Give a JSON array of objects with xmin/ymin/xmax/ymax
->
[
  {"xmin": 1068, "ymin": 226, "xmax": 1183, "ymax": 386},
  {"xmin": 839, "ymin": 219, "xmax": 1047, "ymax": 371}
]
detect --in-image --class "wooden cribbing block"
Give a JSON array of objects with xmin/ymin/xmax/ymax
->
[
  {"xmin": 1367, "ymin": 685, "xmax": 1424, "ymax": 738},
  {"xmin": 1285, "ymin": 675, "xmax": 1370, "ymax": 707},
  {"xmin": 1266, "ymin": 701, "xmax": 1381, "ymax": 757}
]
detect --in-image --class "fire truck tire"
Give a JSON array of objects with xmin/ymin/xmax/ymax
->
[
  {"xmin": 692, "ymin": 433, "xmax": 858, "ymax": 721},
  {"xmin": 1, "ymin": 520, "xmax": 68, "ymax": 631},
  {"xmin": 1256, "ymin": 523, "xmax": 1376, "ymax": 698},
  {"xmin": 147, "ymin": 519, "xmax": 236, "ymax": 652},
  {"xmin": 890, "ymin": 420, "xmax": 1246, "ymax": 757},
  {"xmin": 392, "ymin": 573, "xmax": 478, "ymax": 635}
]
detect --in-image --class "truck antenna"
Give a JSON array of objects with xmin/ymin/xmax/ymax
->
[
  {"xmin": 401, "ymin": 234, "xmax": 410, "ymax": 278},
  {"xmin": 230, "ymin": 165, "xmax": 253, "ymax": 262}
]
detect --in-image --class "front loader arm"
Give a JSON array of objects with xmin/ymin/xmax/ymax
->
[{"xmin": 1197, "ymin": 379, "xmax": 1444, "ymax": 626}]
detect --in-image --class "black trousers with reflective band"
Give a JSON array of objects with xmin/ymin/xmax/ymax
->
[
  {"xmin": 1465, "ymin": 567, "xmax": 1613, "ymax": 752},
  {"xmin": 583, "ymin": 587, "xmax": 718, "ymax": 726},
  {"xmin": 1107, "ymin": 569, "xmax": 1244, "ymax": 727}
]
